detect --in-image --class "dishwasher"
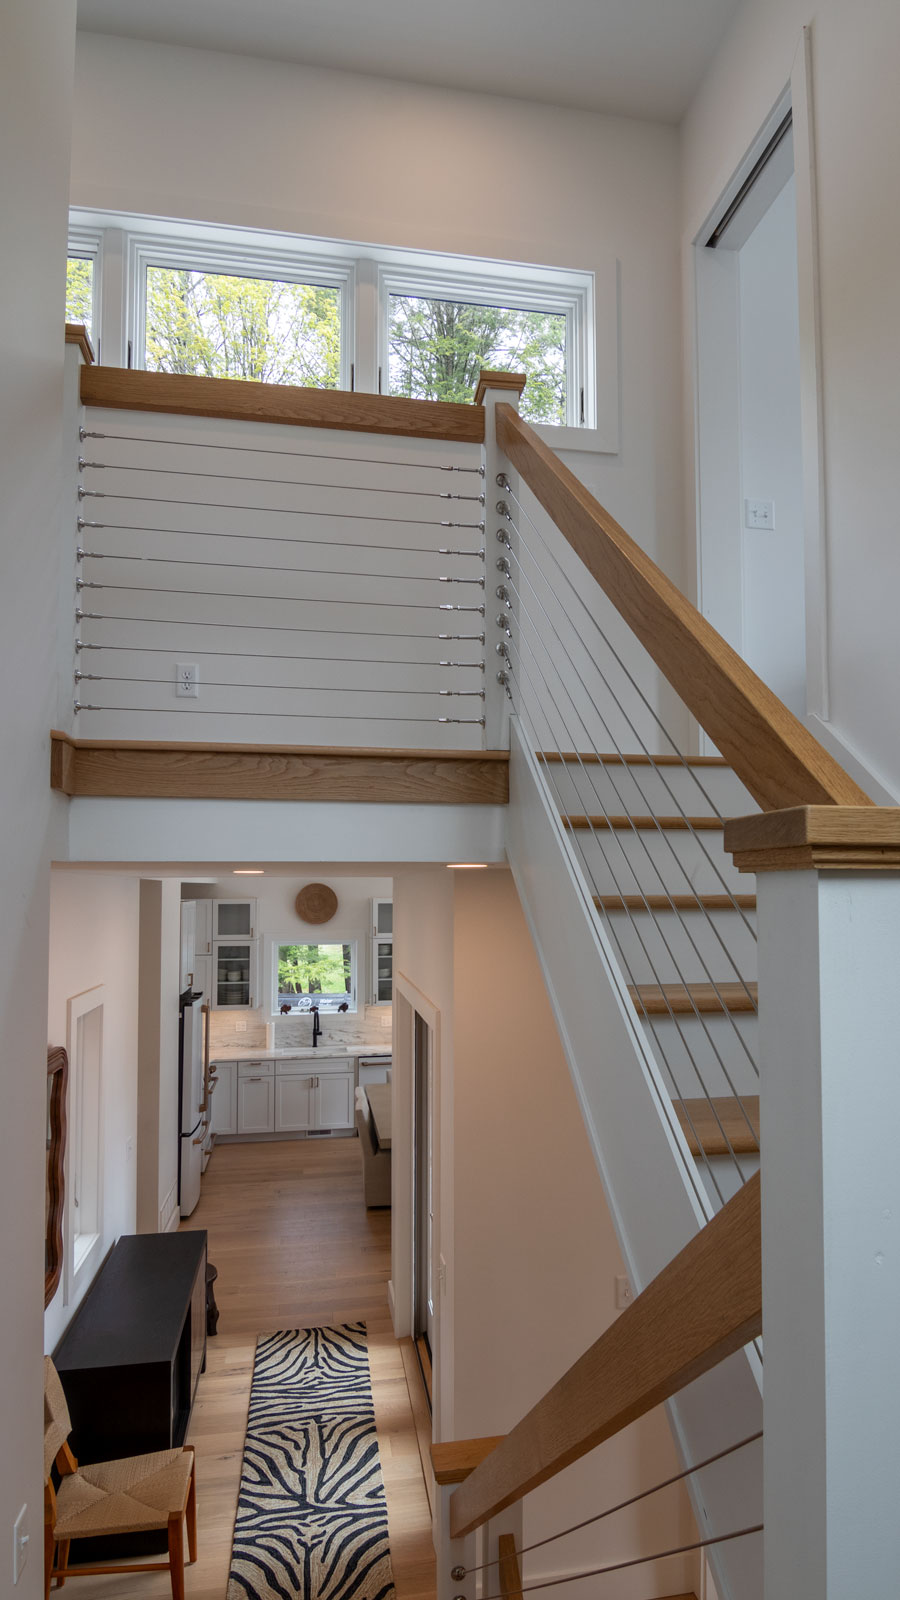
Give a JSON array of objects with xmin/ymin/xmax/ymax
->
[{"xmin": 357, "ymin": 1053, "xmax": 392, "ymax": 1086}]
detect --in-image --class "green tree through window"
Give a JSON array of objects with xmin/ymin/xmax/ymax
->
[
  {"xmin": 278, "ymin": 943, "xmax": 353, "ymax": 1005},
  {"xmin": 66, "ymin": 258, "xmax": 93, "ymax": 336},
  {"xmin": 389, "ymin": 293, "xmax": 567, "ymax": 423},
  {"xmin": 144, "ymin": 268, "xmax": 341, "ymax": 386}
]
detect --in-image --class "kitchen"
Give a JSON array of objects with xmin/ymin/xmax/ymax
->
[{"xmin": 178, "ymin": 873, "xmax": 394, "ymax": 1218}]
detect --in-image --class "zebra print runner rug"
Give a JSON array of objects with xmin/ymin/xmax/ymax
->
[{"xmin": 227, "ymin": 1323, "xmax": 396, "ymax": 1600}]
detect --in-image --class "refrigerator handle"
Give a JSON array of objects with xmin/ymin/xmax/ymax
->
[{"xmin": 199, "ymin": 1002, "xmax": 211, "ymax": 1113}]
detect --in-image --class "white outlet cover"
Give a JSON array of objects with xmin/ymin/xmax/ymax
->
[
  {"xmin": 744, "ymin": 498, "xmax": 775, "ymax": 531},
  {"xmin": 13, "ymin": 1504, "xmax": 28, "ymax": 1584}
]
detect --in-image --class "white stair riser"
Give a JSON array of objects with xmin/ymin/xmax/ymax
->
[
  {"xmin": 569, "ymin": 826, "xmax": 748, "ymax": 896},
  {"xmin": 538, "ymin": 762, "xmax": 758, "ymax": 818},
  {"xmin": 600, "ymin": 907, "xmax": 757, "ymax": 986}
]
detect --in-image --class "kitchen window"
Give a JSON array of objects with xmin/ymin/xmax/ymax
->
[
  {"xmin": 274, "ymin": 940, "xmax": 358, "ymax": 1015},
  {"xmin": 67, "ymin": 210, "xmax": 597, "ymax": 432}
]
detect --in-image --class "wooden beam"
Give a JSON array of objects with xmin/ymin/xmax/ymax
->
[
  {"xmin": 48, "ymin": 734, "xmax": 508, "ymax": 804},
  {"xmin": 674, "ymin": 1096, "xmax": 760, "ymax": 1157},
  {"xmin": 724, "ymin": 805, "xmax": 900, "ymax": 872},
  {"xmin": 80, "ymin": 366, "xmax": 484, "ymax": 443},
  {"xmin": 65, "ymin": 323, "xmax": 94, "ymax": 364},
  {"xmin": 448, "ymin": 1174, "xmax": 761, "ymax": 1537},
  {"xmin": 497, "ymin": 405, "xmax": 870, "ymax": 812}
]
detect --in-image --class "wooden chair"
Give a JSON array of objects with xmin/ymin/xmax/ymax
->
[{"xmin": 43, "ymin": 1357, "xmax": 197, "ymax": 1600}]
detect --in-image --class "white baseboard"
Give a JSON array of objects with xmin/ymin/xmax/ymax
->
[
  {"xmin": 808, "ymin": 713, "xmax": 898, "ymax": 804},
  {"xmin": 387, "ymin": 1278, "xmax": 397, "ymax": 1335}
]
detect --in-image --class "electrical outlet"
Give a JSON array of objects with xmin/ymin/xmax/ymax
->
[
  {"xmin": 125, "ymin": 1136, "xmax": 134, "ymax": 1163},
  {"xmin": 438, "ymin": 1254, "xmax": 448, "ymax": 1294},
  {"xmin": 13, "ymin": 1504, "xmax": 29, "ymax": 1584},
  {"xmin": 235, "ymin": 1019, "xmax": 247, "ymax": 1032},
  {"xmin": 744, "ymin": 498, "xmax": 775, "ymax": 531},
  {"xmin": 176, "ymin": 662, "xmax": 199, "ymax": 698},
  {"xmin": 615, "ymin": 1274, "xmax": 633, "ymax": 1311}
]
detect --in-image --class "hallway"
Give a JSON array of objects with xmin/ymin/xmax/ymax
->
[{"xmin": 65, "ymin": 1138, "xmax": 436, "ymax": 1599}]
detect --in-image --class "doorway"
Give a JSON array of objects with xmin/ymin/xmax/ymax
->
[
  {"xmin": 413, "ymin": 1010, "xmax": 434, "ymax": 1402},
  {"xmin": 695, "ymin": 106, "xmax": 807, "ymax": 724}
]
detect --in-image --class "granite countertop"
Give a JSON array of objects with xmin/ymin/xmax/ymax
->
[{"xmin": 209, "ymin": 1043, "xmax": 391, "ymax": 1062}]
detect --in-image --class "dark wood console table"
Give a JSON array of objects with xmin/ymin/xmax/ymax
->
[{"xmin": 53, "ymin": 1230, "xmax": 207, "ymax": 1558}]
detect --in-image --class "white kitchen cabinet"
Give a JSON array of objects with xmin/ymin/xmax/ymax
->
[
  {"xmin": 237, "ymin": 1059, "xmax": 274, "ymax": 1133},
  {"xmin": 181, "ymin": 899, "xmax": 214, "ymax": 991},
  {"xmin": 212, "ymin": 938, "xmax": 259, "ymax": 1010},
  {"xmin": 275, "ymin": 1072, "xmax": 315, "ymax": 1132},
  {"xmin": 274, "ymin": 1057, "xmax": 354, "ymax": 1133},
  {"xmin": 194, "ymin": 899, "xmax": 213, "ymax": 956},
  {"xmin": 371, "ymin": 898, "xmax": 393, "ymax": 1005},
  {"xmin": 180, "ymin": 900, "xmax": 196, "ymax": 991},
  {"xmin": 214, "ymin": 899, "xmax": 257, "ymax": 940},
  {"xmin": 209, "ymin": 1060, "xmax": 237, "ymax": 1136}
]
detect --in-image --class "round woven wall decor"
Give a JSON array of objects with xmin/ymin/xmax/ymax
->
[{"xmin": 295, "ymin": 883, "xmax": 339, "ymax": 925}]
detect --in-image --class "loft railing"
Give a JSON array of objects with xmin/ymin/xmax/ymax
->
[{"xmin": 438, "ymin": 381, "xmax": 900, "ymax": 1599}]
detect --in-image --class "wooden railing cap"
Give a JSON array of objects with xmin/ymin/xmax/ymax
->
[
  {"xmin": 65, "ymin": 323, "xmax": 95, "ymax": 364},
  {"xmin": 725, "ymin": 805, "xmax": 900, "ymax": 872},
  {"xmin": 474, "ymin": 370, "xmax": 527, "ymax": 406}
]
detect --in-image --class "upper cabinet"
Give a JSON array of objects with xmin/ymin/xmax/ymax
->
[
  {"xmin": 214, "ymin": 900, "xmax": 256, "ymax": 940},
  {"xmin": 371, "ymin": 898, "xmax": 393, "ymax": 1006}
]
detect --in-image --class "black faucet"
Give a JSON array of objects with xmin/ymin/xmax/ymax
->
[{"xmin": 311, "ymin": 1005, "xmax": 321, "ymax": 1049}]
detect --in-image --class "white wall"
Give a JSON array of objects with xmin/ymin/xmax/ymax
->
[
  {"xmin": 682, "ymin": 0, "xmax": 900, "ymax": 797},
  {"xmin": 45, "ymin": 871, "xmax": 140, "ymax": 1350},
  {"xmin": 70, "ymin": 33, "xmax": 685, "ymax": 588},
  {"xmin": 1, "ymin": 4, "xmax": 75, "ymax": 1592}
]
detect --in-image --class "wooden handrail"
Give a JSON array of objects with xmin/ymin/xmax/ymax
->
[
  {"xmin": 65, "ymin": 323, "xmax": 94, "ymax": 364},
  {"xmin": 495, "ymin": 404, "xmax": 871, "ymax": 813},
  {"xmin": 447, "ymin": 1174, "xmax": 760, "ymax": 1538},
  {"xmin": 724, "ymin": 804, "xmax": 900, "ymax": 871},
  {"xmin": 80, "ymin": 366, "xmax": 484, "ymax": 443}
]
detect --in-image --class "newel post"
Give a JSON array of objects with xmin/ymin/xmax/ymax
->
[
  {"xmin": 475, "ymin": 370, "xmax": 526, "ymax": 748},
  {"xmin": 725, "ymin": 806, "xmax": 900, "ymax": 1596}
]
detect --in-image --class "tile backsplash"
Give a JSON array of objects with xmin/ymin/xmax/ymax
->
[{"xmin": 208, "ymin": 1004, "xmax": 392, "ymax": 1053}]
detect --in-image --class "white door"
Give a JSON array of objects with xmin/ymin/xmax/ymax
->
[
  {"xmin": 276, "ymin": 1075, "xmax": 314, "ymax": 1132},
  {"xmin": 238, "ymin": 1074, "xmax": 274, "ymax": 1134},
  {"xmin": 317, "ymin": 1072, "xmax": 354, "ymax": 1130}
]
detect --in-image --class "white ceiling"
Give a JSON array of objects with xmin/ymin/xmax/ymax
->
[{"xmin": 76, "ymin": 0, "xmax": 743, "ymax": 123}]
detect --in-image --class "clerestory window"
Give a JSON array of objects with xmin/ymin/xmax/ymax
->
[{"xmin": 66, "ymin": 210, "xmax": 598, "ymax": 434}]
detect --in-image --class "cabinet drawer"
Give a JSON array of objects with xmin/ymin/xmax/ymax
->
[
  {"xmin": 275, "ymin": 1055, "xmax": 344, "ymax": 1075},
  {"xmin": 237, "ymin": 1059, "xmax": 273, "ymax": 1077}
]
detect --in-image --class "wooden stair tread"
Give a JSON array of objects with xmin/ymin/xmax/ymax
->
[
  {"xmin": 629, "ymin": 982, "xmax": 758, "ymax": 1015},
  {"xmin": 564, "ymin": 813, "xmax": 725, "ymax": 831},
  {"xmin": 595, "ymin": 894, "xmax": 756, "ymax": 912},
  {"xmin": 539, "ymin": 752, "xmax": 728, "ymax": 767},
  {"xmin": 674, "ymin": 1097, "xmax": 760, "ymax": 1157}
]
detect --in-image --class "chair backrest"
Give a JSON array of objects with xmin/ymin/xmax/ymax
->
[{"xmin": 44, "ymin": 1357, "xmax": 71, "ymax": 1480}]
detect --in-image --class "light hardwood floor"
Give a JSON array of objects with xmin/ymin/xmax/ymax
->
[{"xmin": 63, "ymin": 1138, "xmax": 436, "ymax": 1600}]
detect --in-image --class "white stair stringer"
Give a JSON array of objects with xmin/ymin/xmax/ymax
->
[{"xmin": 504, "ymin": 719, "xmax": 763, "ymax": 1600}]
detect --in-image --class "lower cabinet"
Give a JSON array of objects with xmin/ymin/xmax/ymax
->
[
  {"xmin": 223, "ymin": 1057, "xmax": 355, "ymax": 1136},
  {"xmin": 210, "ymin": 1059, "xmax": 237, "ymax": 1136}
]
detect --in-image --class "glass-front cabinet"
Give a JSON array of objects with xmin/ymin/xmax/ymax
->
[
  {"xmin": 213, "ymin": 940, "xmax": 258, "ymax": 1010},
  {"xmin": 371, "ymin": 898, "xmax": 393, "ymax": 1005},
  {"xmin": 214, "ymin": 899, "xmax": 256, "ymax": 939}
]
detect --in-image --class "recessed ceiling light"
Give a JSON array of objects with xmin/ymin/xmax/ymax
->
[
  {"xmin": 446, "ymin": 862, "xmax": 488, "ymax": 869},
  {"xmin": 233, "ymin": 869, "xmax": 264, "ymax": 875}
]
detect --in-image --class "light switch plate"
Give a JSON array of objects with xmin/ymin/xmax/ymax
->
[
  {"xmin": 13, "ymin": 1504, "xmax": 28, "ymax": 1584},
  {"xmin": 745, "ymin": 498, "xmax": 775, "ymax": 531}
]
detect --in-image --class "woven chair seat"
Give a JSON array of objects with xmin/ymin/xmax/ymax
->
[{"xmin": 53, "ymin": 1448, "xmax": 193, "ymax": 1539}]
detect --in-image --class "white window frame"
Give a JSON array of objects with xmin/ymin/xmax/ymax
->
[
  {"xmin": 377, "ymin": 256, "xmax": 592, "ymax": 427},
  {"xmin": 270, "ymin": 937, "xmax": 358, "ymax": 1018},
  {"xmin": 68, "ymin": 208, "xmax": 600, "ymax": 437},
  {"xmin": 66, "ymin": 224, "xmax": 103, "ymax": 353}
]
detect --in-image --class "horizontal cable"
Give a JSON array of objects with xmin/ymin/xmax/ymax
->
[
  {"xmin": 466, "ymin": 1428, "xmax": 763, "ymax": 1572},
  {"xmin": 76, "ymin": 580, "xmax": 485, "ymax": 614},
  {"xmin": 81, "ymin": 426, "xmax": 484, "ymax": 473},
  {"xmin": 77, "ymin": 641, "xmax": 484, "ymax": 668},
  {"xmin": 76, "ymin": 609, "xmax": 485, "ymax": 642},
  {"xmin": 75, "ymin": 672, "xmax": 485, "ymax": 698},
  {"xmin": 79, "ymin": 489, "xmax": 484, "ymax": 531},
  {"xmin": 79, "ymin": 549, "xmax": 484, "ymax": 585},
  {"xmin": 477, "ymin": 1525, "xmax": 762, "ymax": 1600},
  {"xmin": 80, "ymin": 518, "xmax": 484, "ymax": 558},
  {"xmin": 80, "ymin": 458, "xmax": 485, "ymax": 502},
  {"xmin": 74, "ymin": 702, "xmax": 485, "ymax": 725}
]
